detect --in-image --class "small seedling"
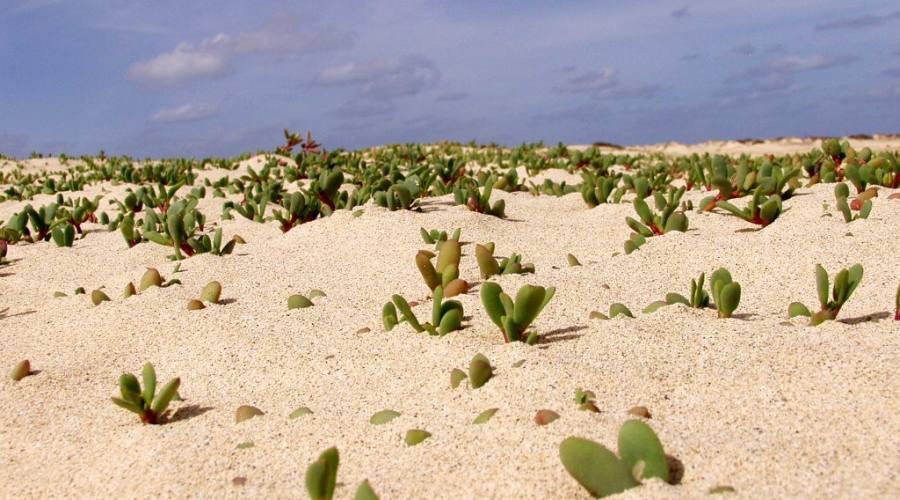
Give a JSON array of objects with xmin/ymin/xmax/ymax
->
[
  {"xmin": 834, "ymin": 183, "xmax": 872, "ymax": 223},
  {"xmin": 475, "ymin": 243, "xmax": 535, "ymax": 279},
  {"xmin": 200, "ymin": 281, "xmax": 222, "ymax": 304},
  {"xmin": 416, "ymin": 241, "xmax": 462, "ymax": 291},
  {"xmin": 235, "ymin": 405, "xmax": 264, "ymax": 423},
  {"xmin": 468, "ymin": 353, "xmax": 493, "ymax": 389},
  {"xmin": 624, "ymin": 187, "xmax": 688, "ymax": 253},
  {"xmin": 305, "ymin": 447, "xmax": 339, "ymax": 500},
  {"xmin": 390, "ymin": 286, "xmax": 463, "ymax": 336},
  {"xmin": 289, "ymin": 294, "xmax": 314, "ymax": 309},
  {"xmin": 111, "ymin": 363, "xmax": 180, "ymax": 424},
  {"xmin": 716, "ymin": 187, "xmax": 783, "ymax": 227},
  {"xmin": 788, "ymin": 264, "xmax": 863, "ymax": 325},
  {"xmin": 91, "ymin": 289, "xmax": 111, "ymax": 306},
  {"xmin": 575, "ymin": 388, "xmax": 600, "ymax": 412},
  {"xmin": 590, "ymin": 303, "xmax": 633, "ymax": 320},
  {"xmin": 405, "ymin": 429, "xmax": 431, "ymax": 446},
  {"xmin": 481, "ymin": 282, "xmax": 555, "ymax": 343},
  {"xmin": 560, "ymin": 420, "xmax": 674, "ymax": 498},
  {"xmin": 473, "ymin": 408, "xmax": 498, "ymax": 424},
  {"xmin": 370, "ymin": 409, "xmax": 401, "ymax": 425},
  {"xmin": 10, "ymin": 360, "xmax": 31, "ymax": 381}
]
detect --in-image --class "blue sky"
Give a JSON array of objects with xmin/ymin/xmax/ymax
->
[{"xmin": 1, "ymin": 0, "xmax": 898, "ymax": 157}]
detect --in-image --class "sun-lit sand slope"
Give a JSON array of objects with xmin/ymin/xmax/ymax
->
[{"xmin": 1, "ymin": 139, "xmax": 899, "ymax": 499}]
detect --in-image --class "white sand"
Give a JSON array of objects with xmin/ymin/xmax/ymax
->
[{"xmin": 1, "ymin": 139, "xmax": 899, "ymax": 499}]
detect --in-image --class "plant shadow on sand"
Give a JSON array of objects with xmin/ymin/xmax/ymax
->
[
  {"xmin": 167, "ymin": 405, "xmax": 215, "ymax": 424},
  {"xmin": 0, "ymin": 308, "xmax": 37, "ymax": 320},
  {"xmin": 538, "ymin": 325, "xmax": 587, "ymax": 345},
  {"xmin": 839, "ymin": 311, "xmax": 891, "ymax": 325}
]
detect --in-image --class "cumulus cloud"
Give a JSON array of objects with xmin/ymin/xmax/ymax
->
[
  {"xmin": 150, "ymin": 103, "xmax": 218, "ymax": 123},
  {"xmin": 127, "ymin": 17, "xmax": 355, "ymax": 86},
  {"xmin": 314, "ymin": 54, "xmax": 441, "ymax": 99},
  {"xmin": 314, "ymin": 54, "xmax": 442, "ymax": 117},
  {"xmin": 814, "ymin": 11, "xmax": 900, "ymax": 31},
  {"xmin": 553, "ymin": 68, "xmax": 618, "ymax": 93}
]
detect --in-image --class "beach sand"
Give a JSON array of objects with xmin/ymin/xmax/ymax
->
[{"xmin": 1, "ymin": 138, "xmax": 899, "ymax": 498}]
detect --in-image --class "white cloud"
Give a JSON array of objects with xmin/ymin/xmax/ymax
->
[
  {"xmin": 129, "ymin": 35, "xmax": 232, "ymax": 86},
  {"xmin": 315, "ymin": 54, "xmax": 441, "ymax": 98},
  {"xmin": 150, "ymin": 103, "xmax": 217, "ymax": 123},
  {"xmin": 553, "ymin": 68, "xmax": 619, "ymax": 93},
  {"xmin": 127, "ymin": 17, "xmax": 355, "ymax": 86}
]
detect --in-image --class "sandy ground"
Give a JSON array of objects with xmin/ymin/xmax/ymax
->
[{"xmin": 1, "ymin": 140, "xmax": 899, "ymax": 499}]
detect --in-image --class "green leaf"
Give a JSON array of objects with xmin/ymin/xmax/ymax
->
[
  {"xmin": 560, "ymin": 437, "xmax": 638, "ymax": 498},
  {"xmin": 369, "ymin": 409, "xmax": 401, "ymax": 425},
  {"xmin": 617, "ymin": 420, "xmax": 671, "ymax": 483},
  {"xmin": 473, "ymin": 408, "xmax": 498, "ymax": 424}
]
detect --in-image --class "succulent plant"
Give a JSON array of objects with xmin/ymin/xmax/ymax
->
[
  {"xmin": 10, "ymin": 359, "xmax": 31, "ymax": 381},
  {"xmin": 123, "ymin": 282, "xmax": 136, "ymax": 298},
  {"xmin": 480, "ymin": 282, "xmax": 555, "ymax": 343},
  {"xmin": 895, "ymin": 283, "xmax": 899, "ymax": 321},
  {"xmin": 51, "ymin": 223, "xmax": 75, "ymax": 247},
  {"xmin": 468, "ymin": 353, "xmax": 493, "ymax": 388},
  {"xmin": 535, "ymin": 409, "xmax": 561, "ymax": 425},
  {"xmin": 560, "ymin": 420, "xmax": 673, "ymax": 498},
  {"xmin": 834, "ymin": 183, "xmax": 872, "ymax": 222},
  {"xmin": 405, "ymin": 429, "xmax": 431, "ymax": 446},
  {"xmin": 575, "ymin": 388, "xmax": 600, "ymax": 412},
  {"xmin": 390, "ymin": 286, "xmax": 463, "ymax": 336},
  {"xmin": 709, "ymin": 268, "xmax": 741, "ymax": 319},
  {"xmin": 420, "ymin": 227, "xmax": 461, "ymax": 248},
  {"xmin": 788, "ymin": 264, "xmax": 863, "ymax": 325},
  {"xmin": 382, "ymin": 302, "xmax": 399, "ymax": 331},
  {"xmin": 416, "ymin": 239, "xmax": 463, "ymax": 292},
  {"xmin": 473, "ymin": 408, "xmax": 499, "ymax": 424},
  {"xmin": 354, "ymin": 480, "xmax": 379, "ymax": 500},
  {"xmin": 624, "ymin": 188, "xmax": 688, "ymax": 252},
  {"xmin": 289, "ymin": 294, "xmax": 314, "ymax": 309},
  {"xmin": 567, "ymin": 254, "xmax": 582, "ymax": 267},
  {"xmin": 289, "ymin": 406, "xmax": 314, "ymax": 419},
  {"xmin": 453, "ymin": 176, "xmax": 506, "ymax": 217},
  {"xmin": 450, "ymin": 368, "xmax": 467, "ymax": 388},
  {"xmin": 91, "ymin": 289, "xmax": 111, "ymax": 306},
  {"xmin": 273, "ymin": 191, "xmax": 321, "ymax": 232},
  {"xmin": 186, "ymin": 299, "xmax": 205, "ymax": 310},
  {"xmin": 138, "ymin": 267, "xmax": 179, "ymax": 291},
  {"xmin": 370, "ymin": 409, "xmax": 401, "ymax": 425},
  {"xmin": 716, "ymin": 187, "xmax": 783, "ymax": 227},
  {"xmin": 305, "ymin": 447, "xmax": 339, "ymax": 500},
  {"xmin": 111, "ymin": 363, "xmax": 180, "ymax": 424},
  {"xmin": 475, "ymin": 243, "xmax": 535, "ymax": 279},
  {"xmin": 373, "ymin": 181, "xmax": 420, "ymax": 210},
  {"xmin": 235, "ymin": 405, "xmax": 264, "ymax": 423},
  {"xmin": 590, "ymin": 303, "xmax": 633, "ymax": 320},
  {"xmin": 200, "ymin": 281, "xmax": 222, "ymax": 304}
]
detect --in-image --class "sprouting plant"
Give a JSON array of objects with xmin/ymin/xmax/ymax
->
[
  {"xmin": 834, "ymin": 183, "xmax": 872, "ymax": 223},
  {"xmin": 475, "ymin": 243, "xmax": 535, "ymax": 279},
  {"xmin": 574, "ymin": 388, "xmax": 600, "ymax": 412},
  {"xmin": 453, "ymin": 176, "xmax": 506, "ymax": 217},
  {"xmin": 709, "ymin": 268, "xmax": 741, "ymax": 319},
  {"xmin": 10, "ymin": 359, "xmax": 31, "ymax": 381},
  {"xmin": 373, "ymin": 181, "xmax": 420, "ymax": 210},
  {"xmin": 420, "ymin": 227, "xmax": 461, "ymax": 249},
  {"xmin": 480, "ymin": 282, "xmax": 555, "ymax": 344},
  {"xmin": 388, "ymin": 285, "xmax": 463, "ymax": 336},
  {"xmin": 51, "ymin": 223, "xmax": 76, "ymax": 247},
  {"xmin": 416, "ymin": 240, "xmax": 465, "ymax": 292},
  {"xmin": 644, "ymin": 269, "xmax": 741, "ymax": 318},
  {"xmin": 110, "ymin": 362, "xmax": 180, "ymax": 424},
  {"xmin": 272, "ymin": 191, "xmax": 321, "ymax": 232},
  {"xmin": 304, "ymin": 447, "xmax": 377, "ymax": 500},
  {"xmin": 590, "ymin": 303, "xmax": 633, "ymax": 320},
  {"xmin": 788, "ymin": 264, "xmax": 863, "ymax": 326},
  {"xmin": 560, "ymin": 420, "xmax": 675, "ymax": 498},
  {"xmin": 469, "ymin": 353, "xmax": 493, "ymax": 388},
  {"xmin": 715, "ymin": 187, "xmax": 783, "ymax": 227},
  {"xmin": 624, "ymin": 188, "xmax": 688, "ymax": 253},
  {"xmin": 305, "ymin": 447, "xmax": 339, "ymax": 500},
  {"xmin": 895, "ymin": 283, "xmax": 899, "ymax": 321}
]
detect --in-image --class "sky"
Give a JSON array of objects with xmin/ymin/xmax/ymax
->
[{"xmin": 1, "ymin": 0, "xmax": 899, "ymax": 157}]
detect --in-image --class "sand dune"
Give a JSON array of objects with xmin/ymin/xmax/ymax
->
[{"xmin": 1, "ymin": 140, "xmax": 899, "ymax": 499}]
